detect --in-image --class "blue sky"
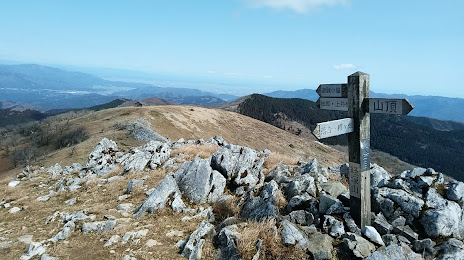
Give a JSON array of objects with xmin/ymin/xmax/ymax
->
[{"xmin": 0, "ymin": 0, "xmax": 463, "ymax": 97}]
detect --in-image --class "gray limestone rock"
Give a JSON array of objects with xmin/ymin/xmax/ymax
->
[
  {"xmin": 125, "ymin": 179, "xmax": 144, "ymax": 194},
  {"xmin": 323, "ymin": 215, "xmax": 345, "ymax": 238},
  {"xmin": 326, "ymin": 201, "xmax": 346, "ymax": 215},
  {"xmin": 81, "ymin": 220, "xmax": 116, "ymax": 234},
  {"xmin": 296, "ymin": 158, "xmax": 319, "ymax": 177},
  {"xmin": 41, "ymin": 254, "xmax": 58, "ymax": 260},
  {"xmin": 211, "ymin": 144, "xmax": 264, "ymax": 193},
  {"xmin": 319, "ymin": 194, "xmax": 338, "ymax": 215},
  {"xmin": 370, "ymin": 164, "xmax": 391, "ymax": 187},
  {"xmin": 86, "ymin": 138, "xmax": 120, "ymax": 176},
  {"xmin": 412, "ymin": 239, "xmax": 436, "ymax": 259},
  {"xmin": 215, "ymin": 226, "xmax": 242, "ymax": 260},
  {"xmin": 281, "ymin": 220, "xmax": 310, "ymax": 249},
  {"xmin": 372, "ymin": 213, "xmax": 393, "ymax": 235},
  {"xmin": 21, "ymin": 242, "xmax": 46, "ymax": 260},
  {"xmin": 366, "ymin": 244, "xmax": 422, "ymax": 260},
  {"xmin": 61, "ymin": 209, "xmax": 96, "ymax": 223},
  {"xmin": 447, "ymin": 181, "xmax": 464, "ymax": 202},
  {"xmin": 175, "ymin": 157, "xmax": 226, "ymax": 204},
  {"xmin": 124, "ymin": 118, "xmax": 168, "ymax": 143},
  {"xmin": 180, "ymin": 221, "xmax": 214, "ymax": 260},
  {"xmin": 391, "ymin": 216, "xmax": 406, "ymax": 227},
  {"xmin": 50, "ymin": 221, "xmax": 75, "ymax": 242},
  {"xmin": 382, "ymin": 234, "xmax": 398, "ymax": 247},
  {"xmin": 319, "ymin": 181, "xmax": 348, "ymax": 198},
  {"xmin": 240, "ymin": 181, "xmax": 279, "ymax": 222},
  {"xmin": 435, "ymin": 238, "xmax": 464, "ymax": 260},
  {"xmin": 286, "ymin": 194, "xmax": 312, "ymax": 212},
  {"xmin": 392, "ymin": 225, "xmax": 418, "ymax": 242},
  {"xmin": 122, "ymin": 141, "xmax": 171, "ymax": 172},
  {"xmin": 104, "ymin": 235, "xmax": 121, "ymax": 247},
  {"xmin": 362, "ymin": 226, "xmax": 385, "ymax": 246},
  {"xmin": 343, "ymin": 213, "xmax": 361, "ymax": 235},
  {"xmin": 342, "ymin": 232, "xmax": 376, "ymax": 259},
  {"xmin": 134, "ymin": 174, "xmax": 184, "ymax": 218},
  {"xmin": 377, "ymin": 187, "xmax": 424, "ymax": 217},
  {"xmin": 307, "ymin": 233, "xmax": 334, "ymax": 260},
  {"xmin": 288, "ymin": 210, "xmax": 314, "ymax": 226},
  {"xmin": 285, "ymin": 174, "xmax": 317, "ymax": 199}
]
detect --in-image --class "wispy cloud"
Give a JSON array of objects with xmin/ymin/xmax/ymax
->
[
  {"xmin": 245, "ymin": 0, "xmax": 349, "ymax": 14},
  {"xmin": 333, "ymin": 63, "xmax": 356, "ymax": 70}
]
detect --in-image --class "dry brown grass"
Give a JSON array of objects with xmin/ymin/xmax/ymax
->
[
  {"xmin": 275, "ymin": 189, "xmax": 288, "ymax": 209},
  {"xmin": 171, "ymin": 144, "xmax": 219, "ymax": 162},
  {"xmin": 212, "ymin": 195, "xmax": 240, "ymax": 222},
  {"xmin": 263, "ymin": 153, "xmax": 299, "ymax": 175},
  {"xmin": 237, "ymin": 219, "xmax": 308, "ymax": 260}
]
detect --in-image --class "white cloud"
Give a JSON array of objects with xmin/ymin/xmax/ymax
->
[
  {"xmin": 245, "ymin": 0, "xmax": 349, "ymax": 14},
  {"xmin": 333, "ymin": 63, "xmax": 356, "ymax": 70}
]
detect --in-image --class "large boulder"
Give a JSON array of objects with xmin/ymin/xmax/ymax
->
[
  {"xmin": 421, "ymin": 188, "xmax": 463, "ymax": 238},
  {"xmin": 175, "ymin": 157, "xmax": 226, "ymax": 204},
  {"xmin": 211, "ymin": 144, "xmax": 264, "ymax": 194},
  {"xmin": 133, "ymin": 174, "xmax": 185, "ymax": 218},
  {"xmin": 85, "ymin": 138, "xmax": 120, "ymax": 176},
  {"xmin": 370, "ymin": 164, "xmax": 391, "ymax": 187},
  {"xmin": 377, "ymin": 187, "xmax": 424, "ymax": 217},
  {"xmin": 121, "ymin": 141, "xmax": 170, "ymax": 172}
]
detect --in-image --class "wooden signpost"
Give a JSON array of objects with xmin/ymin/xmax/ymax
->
[{"xmin": 313, "ymin": 72, "xmax": 414, "ymax": 228}]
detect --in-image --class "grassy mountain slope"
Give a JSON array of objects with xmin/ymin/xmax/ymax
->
[
  {"xmin": 0, "ymin": 106, "xmax": 346, "ymax": 180},
  {"xmin": 233, "ymin": 94, "xmax": 463, "ymax": 180}
]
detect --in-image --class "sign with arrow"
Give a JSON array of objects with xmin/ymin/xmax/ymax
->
[
  {"xmin": 316, "ymin": 84, "xmax": 347, "ymax": 98},
  {"xmin": 313, "ymin": 118, "xmax": 354, "ymax": 139},
  {"xmin": 317, "ymin": 97, "xmax": 414, "ymax": 115}
]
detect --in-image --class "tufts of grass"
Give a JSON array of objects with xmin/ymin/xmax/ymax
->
[
  {"xmin": 237, "ymin": 219, "xmax": 308, "ymax": 260},
  {"xmin": 263, "ymin": 153, "xmax": 299, "ymax": 175},
  {"xmin": 213, "ymin": 195, "xmax": 240, "ymax": 223}
]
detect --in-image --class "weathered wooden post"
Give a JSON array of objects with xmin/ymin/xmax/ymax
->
[
  {"xmin": 347, "ymin": 72, "xmax": 371, "ymax": 228},
  {"xmin": 313, "ymin": 71, "xmax": 414, "ymax": 229}
]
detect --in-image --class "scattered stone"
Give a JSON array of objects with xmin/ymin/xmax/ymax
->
[
  {"xmin": 145, "ymin": 239, "xmax": 162, "ymax": 247},
  {"xmin": 123, "ymin": 229, "xmax": 149, "ymax": 244},
  {"xmin": 50, "ymin": 221, "xmax": 75, "ymax": 242},
  {"xmin": 281, "ymin": 220, "xmax": 310, "ymax": 249},
  {"xmin": 121, "ymin": 255, "xmax": 137, "ymax": 260},
  {"xmin": 21, "ymin": 242, "xmax": 46, "ymax": 260},
  {"xmin": 125, "ymin": 179, "xmax": 144, "ymax": 194},
  {"xmin": 81, "ymin": 220, "xmax": 116, "ymax": 234},
  {"xmin": 366, "ymin": 244, "xmax": 422, "ymax": 260},
  {"xmin": 362, "ymin": 226, "xmax": 385, "ymax": 246},
  {"xmin": 61, "ymin": 209, "xmax": 96, "ymax": 223},
  {"xmin": 307, "ymin": 233, "xmax": 334, "ymax": 260},
  {"xmin": 8, "ymin": 207, "xmax": 21, "ymax": 213},
  {"xmin": 392, "ymin": 225, "xmax": 419, "ymax": 242},
  {"xmin": 117, "ymin": 203, "xmax": 135, "ymax": 217},
  {"xmin": 180, "ymin": 221, "xmax": 213, "ymax": 260},
  {"xmin": 18, "ymin": 235, "xmax": 33, "ymax": 245},
  {"xmin": 65, "ymin": 198, "xmax": 76, "ymax": 206},
  {"xmin": 104, "ymin": 235, "xmax": 120, "ymax": 247},
  {"xmin": 8, "ymin": 180, "xmax": 20, "ymax": 187},
  {"xmin": 323, "ymin": 215, "xmax": 345, "ymax": 238},
  {"xmin": 41, "ymin": 254, "xmax": 58, "ymax": 260},
  {"xmin": 372, "ymin": 213, "xmax": 393, "ymax": 236},
  {"xmin": 0, "ymin": 241, "xmax": 12, "ymax": 248},
  {"xmin": 166, "ymin": 230, "xmax": 185, "ymax": 238},
  {"xmin": 342, "ymin": 232, "xmax": 376, "ymax": 259},
  {"xmin": 343, "ymin": 213, "xmax": 361, "ymax": 235}
]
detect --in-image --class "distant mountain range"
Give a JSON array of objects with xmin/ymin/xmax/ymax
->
[
  {"xmin": 0, "ymin": 64, "xmax": 236, "ymax": 109},
  {"xmin": 265, "ymin": 89, "xmax": 464, "ymax": 123}
]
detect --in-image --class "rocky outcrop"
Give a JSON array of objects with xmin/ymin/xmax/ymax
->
[
  {"xmin": 240, "ymin": 181, "xmax": 279, "ymax": 222},
  {"xmin": 120, "ymin": 141, "xmax": 171, "ymax": 172}
]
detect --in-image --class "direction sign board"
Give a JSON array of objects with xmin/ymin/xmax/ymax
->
[
  {"xmin": 368, "ymin": 98, "xmax": 414, "ymax": 115},
  {"xmin": 317, "ymin": 97, "xmax": 414, "ymax": 115},
  {"xmin": 313, "ymin": 118, "xmax": 354, "ymax": 139},
  {"xmin": 317, "ymin": 98, "xmax": 348, "ymax": 111},
  {"xmin": 316, "ymin": 84, "xmax": 348, "ymax": 98}
]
